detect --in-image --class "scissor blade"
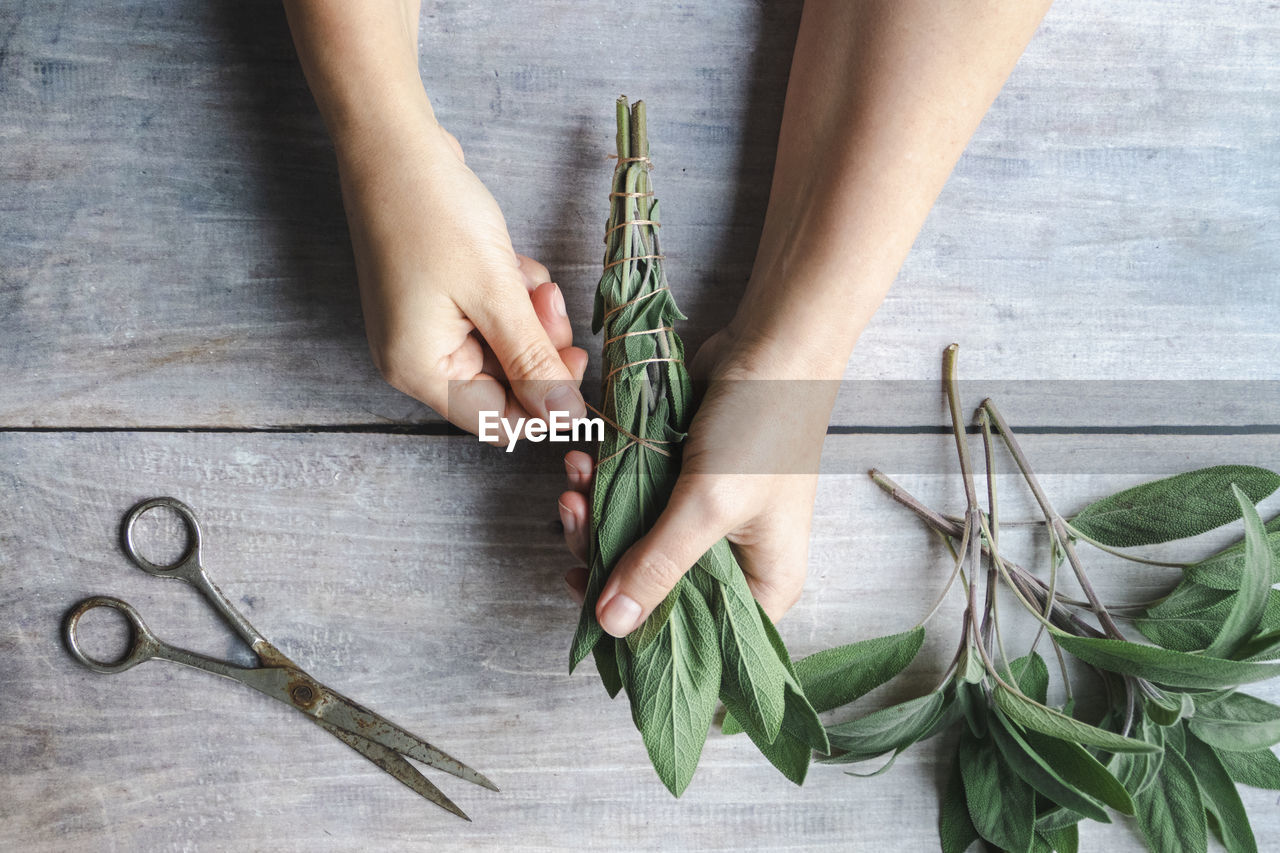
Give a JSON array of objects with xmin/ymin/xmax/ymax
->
[
  {"xmin": 315, "ymin": 719, "xmax": 470, "ymax": 820},
  {"xmin": 319, "ymin": 689, "xmax": 499, "ymax": 792}
]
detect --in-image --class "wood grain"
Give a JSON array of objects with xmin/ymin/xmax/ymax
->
[
  {"xmin": 0, "ymin": 1, "xmax": 1276, "ymax": 427},
  {"xmin": 3, "ymin": 0, "xmax": 1279, "ymax": 849},
  {"xmin": 3, "ymin": 432, "xmax": 1279, "ymax": 851}
]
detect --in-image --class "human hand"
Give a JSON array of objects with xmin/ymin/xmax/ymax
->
[
  {"xmin": 285, "ymin": 1, "xmax": 588, "ymax": 436},
  {"xmin": 333, "ymin": 108, "xmax": 587, "ymax": 436},
  {"xmin": 558, "ymin": 328, "xmax": 840, "ymax": 634}
]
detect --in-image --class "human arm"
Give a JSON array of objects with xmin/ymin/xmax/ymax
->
[
  {"xmin": 561, "ymin": 0, "xmax": 1054, "ymax": 635},
  {"xmin": 282, "ymin": 0, "xmax": 587, "ymax": 434}
]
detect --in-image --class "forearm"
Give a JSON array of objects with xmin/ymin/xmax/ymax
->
[
  {"xmin": 282, "ymin": 0, "xmax": 436, "ymax": 145},
  {"xmin": 734, "ymin": 0, "xmax": 1052, "ymax": 376}
]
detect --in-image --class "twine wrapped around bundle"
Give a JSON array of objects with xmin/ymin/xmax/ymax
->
[{"xmin": 569, "ymin": 97, "xmax": 827, "ymax": 797}]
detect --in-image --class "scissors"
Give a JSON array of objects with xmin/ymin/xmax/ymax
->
[{"xmin": 64, "ymin": 496, "xmax": 497, "ymax": 820}]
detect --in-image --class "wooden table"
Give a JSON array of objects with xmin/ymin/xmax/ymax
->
[{"xmin": 3, "ymin": 2, "xmax": 1277, "ymax": 850}]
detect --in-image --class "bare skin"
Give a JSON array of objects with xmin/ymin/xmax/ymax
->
[
  {"xmin": 283, "ymin": 0, "xmax": 588, "ymax": 436},
  {"xmin": 284, "ymin": 0, "xmax": 1053, "ymax": 636}
]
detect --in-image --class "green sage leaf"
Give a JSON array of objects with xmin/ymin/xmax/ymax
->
[
  {"xmin": 1189, "ymin": 691, "xmax": 1280, "ymax": 752},
  {"xmin": 628, "ymin": 589, "xmax": 678, "ymax": 655},
  {"xmin": 1008, "ymin": 651, "xmax": 1050, "ymax": 705},
  {"xmin": 958, "ymin": 680, "xmax": 987, "ymax": 739},
  {"xmin": 1109, "ymin": 712, "xmax": 1166, "ymax": 798},
  {"xmin": 1137, "ymin": 585, "xmax": 1280, "ymax": 654},
  {"xmin": 1186, "ymin": 531, "xmax": 1280, "ymax": 590},
  {"xmin": 725, "ymin": 704, "xmax": 814, "ymax": 787},
  {"xmin": 721, "ymin": 663, "xmax": 827, "ymax": 784},
  {"xmin": 986, "ymin": 710, "xmax": 1110, "ymax": 823},
  {"xmin": 939, "ymin": 747, "xmax": 979, "ymax": 853},
  {"xmin": 1147, "ymin": 579, "xmax": 1235, "ymax": 617},
  {"xmin": 1034, "ymin": 804, "xmax": 1085, "ymax": 832},
  {"xmin": 780, "ymin": 681, "xmax": 829, "ymax": 754},
  {"xmin": 825, "ymin": 691, "xmax": 946, "ymax": 757},
  {"xmin": 993, "ymin": 685, "xmax": 1158, "ymax": 753},
  {"xmin": 1053, "ymin": 633, "xmax": 1280, "ymax": 689},
  {"xmin": 1145, "ymin": 689, "xmax": 1195, "ymax": 726},
  {"xmin": 793, "ymin": 625, "xmax": 925, "ymax": 714},
  {"xmin": 1238, "ymin": 628, "xmax": 1280, "ymax": 661},
  {"xmin": 711, "ymin": 566, "xmax": 787, "ymax": 742},
  {"xmin": 958, "ymin": 726, "xmax": 1035, "ymax": 853},
  {"xmin": 1068, "ymin": 465, "xmax": 1280, "ymax": 547},
  {"xmin": 752, "ymin": 600, "xmax": 828, "ymax": 754},
  {"xmin": 1204, "ymin": 485, "xmax": 1275, "ymax": 658},
  {"xmin": 1217, "ymin": 746, "xmax": 1280, "ymax": 789},
  {"xmin": 957, "ymin": 645, "xmax": 985, "ymax": 684},
  {"xmin": 569, "ymin": 564, "xmax": 607, "ymax": 673},
  {"xmin": 1132, "ymin": 745, "xmax": 1208, "ymax": 853},
  {"xmin": 1184, "ymin": 733, "xmax": 1258, "ymax": 853},
  {"xmin": 1166, "ymin": 718, "xmax": 1187, "ymax": 754},
  {"xmin": 1020, "ymin": 727, "xmax": 1135, "ymax": 815},
  {"xmin": 593, "ymin": 636, "xmax": 623, "ymax": 699},
  {"xmin": 627, "ymin": 582, "xmax": 721, "ymax": 797},
  {"xmin": 1037, "ymin": 823, "xmax": 1079, "ymax": 853},
  {"xmin": 919, "ymin": 686, "xmax": 966, "ymax": 742}
]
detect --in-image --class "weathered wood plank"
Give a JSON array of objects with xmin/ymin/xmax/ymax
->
[
  {"xmin": 2, "ymin": 432, "xmax": 1278, "ymax": 851},
  {"xmin": 0, "ymin": 1, "xmax": 1276, "ymax": 427}
]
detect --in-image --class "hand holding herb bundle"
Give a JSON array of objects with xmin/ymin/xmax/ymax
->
[{"xmin": 568, "ymin": 97, "xmax": 827, "ymax": 796}]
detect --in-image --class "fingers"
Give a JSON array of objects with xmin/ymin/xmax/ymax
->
[
  {"xmin": 595, "ymin": 478, "xmax": 732, "ymax": 638},
  {"xmin": 515, "ymin": 254, "xmax": 550, "ymax": 288},
  {"xmin": 460, "ymin": 275, "xmax": 586, "ymax": 423},
  {"xmin": 738, "ymin": 540, "xmax": 808, "ymax": 624},
  {"xmin": 447, "ymin": 374, "xmax": 530, "ymax": 442},
  {"xmin": 561, "ymin": 450, "xmax": 594, "ymax": 605},
  {"xmin": 478, "ymin": 279, "xmax": 573, "ymax": 373},
  {"xmin": 564, "ymin": 450, "xmax": 594, "ymax": 490},
  {"xmin": 560, "ymin": 346, "xmax": 589, "ymax": 383},
  {"xmin": 558, "ymin": 488, "xmax": 590, "ymax": 563},
  {"xmin": 529, "ymin": 280, "xmax": 573, "ymax": 352},
  {"xmin": 560, "ymin": 450, "xmax": 594, "ymax": 565}
]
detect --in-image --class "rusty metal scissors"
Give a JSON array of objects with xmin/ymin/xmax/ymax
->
[{"xmin": 63, "ymin": 496, "xmax": 496, "ymax": 820}]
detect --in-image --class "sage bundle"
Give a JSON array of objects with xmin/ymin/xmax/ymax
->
[
  {"xmin": 569, "ymin": 97, "xmax": 827, "ymax": 796},
  {"xmin": 796, "ymin": 345, "xmax": 1280, "ymax": 853}
]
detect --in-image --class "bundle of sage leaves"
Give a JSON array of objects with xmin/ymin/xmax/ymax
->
[
  {"xmin": 785, "ymin": 345, "xmax": 1280, "ymax": 852},
  {"xmin": 569, "ymin": 97, "xmax": 827, "ymax": 796}
]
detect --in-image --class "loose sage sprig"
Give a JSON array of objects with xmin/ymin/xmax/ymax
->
[
  {"xmin": 569, "ymin": 97, "xmax": 826, "ymax": 797},
  {"xmin": 786, "ymin": 345, "xmax": 1280, "ymax": 853}
]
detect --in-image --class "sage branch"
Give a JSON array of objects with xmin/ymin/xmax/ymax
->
[{"xmin": 795, "ymin": 345, "xmax": 1280, "ymax": 853}]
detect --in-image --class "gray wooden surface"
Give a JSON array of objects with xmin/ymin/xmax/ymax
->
[
  {"xmin": 0, "ymin": 0, "xmax": 1276, "ymax": 428},
  {"xmin": 3, "ymin": 0, "xmax": 1279, "ymax": 851},
  {"xmin": 4, "ymin": 433, "xmax": 1280, "ymax": 853}
]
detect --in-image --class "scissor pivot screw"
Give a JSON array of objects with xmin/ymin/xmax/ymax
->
[{"xmin": 290, "ymin": 684, "xmax": 315, "ymax": 705}]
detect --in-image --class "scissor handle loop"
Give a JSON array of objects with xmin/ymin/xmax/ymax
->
[
  {"xmin": 64, "ymin": 596, "xmax": 160, "ymax": 674},
  {"xmin": 121, "ymin": 496, "xmax": 203, "ymax": 577}
]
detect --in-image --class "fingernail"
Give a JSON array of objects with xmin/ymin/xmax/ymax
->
[
  {"xmin": 564, "ymin": 457, "xmax": 581, "ymax": 486},
  {"xmin": 551, "ymin": 283, "xmax": 567, "ymax": 317},
  {"xmin": 545, "ymin": 385, "xmax": 584, "ymax": 419},
  {"xmin": 600, "ymin": 593, "xmax": 642, "ymax": 637},
  {"xmin": 557, "ymin": 500, "xmax": 576, "ymax": 535}
]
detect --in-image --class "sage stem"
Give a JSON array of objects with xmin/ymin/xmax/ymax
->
[
  {"xmin": 1064, "ymin": 523, "xmax": 1196, "ymax": 569},
  {"xmin": 980, "ymin": 399, "xmax": 1126, "ymax": 642}
]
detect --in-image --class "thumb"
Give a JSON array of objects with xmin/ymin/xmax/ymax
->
[
  {"xmin": 464, "ymin": 277, "xmax": 586, "ymax": 421},
  {"xmin": 597, "ymin": 482, "xmax": 730, "ymax": 638}
]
